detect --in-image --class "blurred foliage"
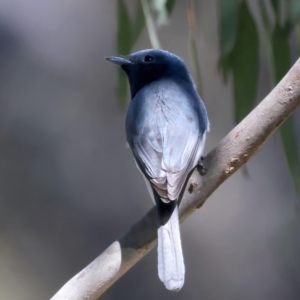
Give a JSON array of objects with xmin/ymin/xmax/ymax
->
[
  {"xmin": 270, "ymin": 0, "xmax": 300, "ymax": 193},
  {"xmin": 116, "ymin": 0, "xmax": 145, "ymax": 109},
  {"xmin": 116, "ymin": 0, "xmax": 175, "ymax": 109},
  {"xmin": 219, "ymin": 0, "xmax": 259, "ymax": 123},
  {"xmin": 187, "ymin": 0, "xmax": 202, "ymax": 94},
  {"xmin": 115, "ymin": 0, "xmax": 300, "ymax": 193}
]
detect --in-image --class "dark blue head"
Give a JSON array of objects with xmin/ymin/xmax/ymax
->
[{"xmin": 106, "ymin": 49, "xmax": 194, "ymax": 98}]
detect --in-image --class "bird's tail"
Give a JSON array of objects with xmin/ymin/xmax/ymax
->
[{"xmin": 155, "ymin": 195, "xmax": 185, "ymax": 291}]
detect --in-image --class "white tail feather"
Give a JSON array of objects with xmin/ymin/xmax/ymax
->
[{"xmin": 157, "ymin": 204, "xmax": 185, "ymax": 291}]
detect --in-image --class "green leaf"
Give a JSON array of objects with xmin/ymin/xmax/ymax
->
[
  {"xmin": 280, "ymin": 118, "xmax": 300, "ymax": 193},
  {"xmin": 295, "ymin": 23, "xmax": 300, "ymax": 55},
  {"xmin": 116, "ymin": 0, "xmax": 147, "ymax": 110},
  {"xmin": 141, "ymin": 0, "xmax": 161, "ymax": 48},
  {"xmin": 151, "ymin": 0, "xmax": 169, "ymax": 26},
  {"xmin": 117, "ymin": 68, "xmax": 129, "ymax": 110},
  {"xmin": 271, "ymin": 20, "xmax": 300, "ymax": 193},
  {"xmin": 288, "ymin": 0, "xmax": 300, "ymax": 24},
  {"xmin": 259, "ymin": 0, "xmax": 272, "ymax": 35},
  {"xmin": 131, "ymin": 1, "xmax": 145, "ymax": 45},
  {"xmin": 271, "ymin": 22, "xmax": 290, "ymax": 83},
  {"xmin": 218, "ymin": 0, "xmax": 258, "ymax": 121},
  {"xmin": 218, "ymin": 0, "xmax": 241, "ymax": 56},
  {"xmin": 259, "ymin": 0, "xmax": 275, "ymax": 86},
  {"xmin": 116, "ymin": 0, "xmax": 132, "ymax": 110},
  {"xmin": 231, "ymin": 0, "xmax": 259, "ymax": 122},
  {"xmin": 218, "ymin": 0, "xmax": 300, "ymax": 192},
  {"xmin": 166, "ymin": 0, "xmax": 177, "ymax": 14},
  {"xmin": 189, "ymin": 36, "xmax": 202, "ymax": 95},
  {"xmin": 117, "ymin": 0, "xmax": 132, "ymax": 55},
  {"xmin": 218, "ymin": 53, "xmax": 232, "ymax": 83},
  {"xmin": 271, "ymin": 0, "xmax": 280, "ymax": 20},
  {"xmin": 217, "ymin": 0, "xmax": 240, "ymax": 82},
  {"xmin": 288, "ymin": 0, "xmax": 300, "ymax": 53}
]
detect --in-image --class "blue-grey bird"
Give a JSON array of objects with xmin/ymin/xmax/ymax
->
[{"xmin": 106, "ymin": 49, "xmax": 209, "ymax": 291}]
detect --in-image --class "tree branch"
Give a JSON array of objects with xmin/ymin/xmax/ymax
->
[{"xmin": 51, "ymin": 59, "xmax": 300, "ymax": 300}]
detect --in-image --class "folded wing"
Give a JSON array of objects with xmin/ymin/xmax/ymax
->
[{"xmin": 131, "ymin": 110, "xmax": 206, "ymax": 202}]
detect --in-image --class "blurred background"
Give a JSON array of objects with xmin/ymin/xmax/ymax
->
[{"xmin": 0, "ymin": 0, "xmax": 299, "ymax": 299}]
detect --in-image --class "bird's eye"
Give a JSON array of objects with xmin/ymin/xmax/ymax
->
[{"xmin": 144, "ymin": 55, "xmax": 153, "ymax": 62}]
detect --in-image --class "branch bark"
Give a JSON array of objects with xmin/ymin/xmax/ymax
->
[{"xmin": 51, "ymin": 58, "xmax": 300, "ymax": 300}]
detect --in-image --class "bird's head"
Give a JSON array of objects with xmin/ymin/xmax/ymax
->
[{"xmin": 106, "ymin": 49, "xmax": 192, "ymax": 98}]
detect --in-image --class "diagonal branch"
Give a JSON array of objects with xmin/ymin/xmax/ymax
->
[{"xmin": 51, "ymin": 58, "xmax": 300, "ymax": 300}]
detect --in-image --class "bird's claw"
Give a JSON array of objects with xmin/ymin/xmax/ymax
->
[{"xmin": 197, "ymin": 156, "xmax": 208, "ymax": 176}]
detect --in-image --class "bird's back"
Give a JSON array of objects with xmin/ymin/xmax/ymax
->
[{"xmin": 126, "ymin": 79, "xmax": 208, "ymax": 201}]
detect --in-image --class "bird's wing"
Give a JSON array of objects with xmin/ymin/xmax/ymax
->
[
  {"xmin": 131, "ymin": 112, "xmax": 206, "ymax": 202},
  {"xmin": 161, "ymin": 126, "xmax": 205, "ymax": 200}
]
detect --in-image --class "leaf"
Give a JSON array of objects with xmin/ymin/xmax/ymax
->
[
  {"xmin": 271, "ymin": 20, "xmax": 300, "ymax": 193},
  {"xmin": 231, "ymin": 0, "xmax": 259, "ymax": 122},
  {"xmin": 271, "ymin": 0, "xmax": 280, "ymax": 20},
  {"xmin": 218, "ymin": 0, "xmax": 300, "ymax": 192},
  {"xmin": 288, "ymin": 0, "xmax": 300, "ymax": 24},
  {"xmin": 117, "ymin": 69, "xmax": 129, "ymax": 110},
  {"xmin": 259, "ymin": 0, "xmax": 275, "ymax": 86},
  {"xmin": 152, "ymin": 0, "xmax": 177, "ymax": 24},
  {"xmin": 218, "ymin": 0, "xmax": 259, "ymax": 117},
  {"xmin": 218, "ymin": 0, "xmax": 241, "ymax": 56},
  {"xmin": 117, "ymin": 0, "xmax": 132, "ymax": 55},
  {"xmin": 217, "ymin": 0, "xmax": 240, "ymax": 82},
  {"xmin": 218, "ymin": 54, "xmax": 232, "ymax": 83},
  {"xmin": 166, "ymin": 0, "xmax": 177, "ymax": 14},
  {"xmin": 151, "ymin": 0, "xmax": 169, "ymax": 26},
  {"xmin": 280, "ymin": 118, "xmax": 300, "ymax": 193},
  {"xmin": 131, "ymin": 1, "xmax": 145, "ymax": 45},
  {"xmin": 116, "ymin": 0, "xmax": 132, "ymax": 110},
  {"xmin": 271, "ymin": 22, "xmax": 290, "ymax": 83},
  {"xmin": 141, "ymin": 0, "xmax": 161, "ymax": 48},
  {"xmin": 116, "ymin": 0, "xmax": 147, "ymax": 110},
  {"xmin": 295, "ymin": 23, "xmax": 300, "ymax": 55},
  {"xmin": 189, "ymin": 36, "xmax": 202, "ymax": 95},
  {"xmin": 288, "ymin": 0, "xmax": 300, "ymax": 54},
  {"xmin": 259, "ymin": 0, "xmax": 273, "ymax": 35}
]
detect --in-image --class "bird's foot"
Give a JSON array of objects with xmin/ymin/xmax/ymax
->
[{"xmin": 197, "ymin": 156, "xmax": 208, "ymax": 176}]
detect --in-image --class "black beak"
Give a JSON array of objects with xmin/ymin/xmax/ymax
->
[{"xmin": 106, "ymin": 56, "xmax": 132, "ymax": 66}]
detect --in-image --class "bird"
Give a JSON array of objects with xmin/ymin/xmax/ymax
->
[{"xmin": 106, "ymin": 49, "xmax": 209, "ymax": 291}]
